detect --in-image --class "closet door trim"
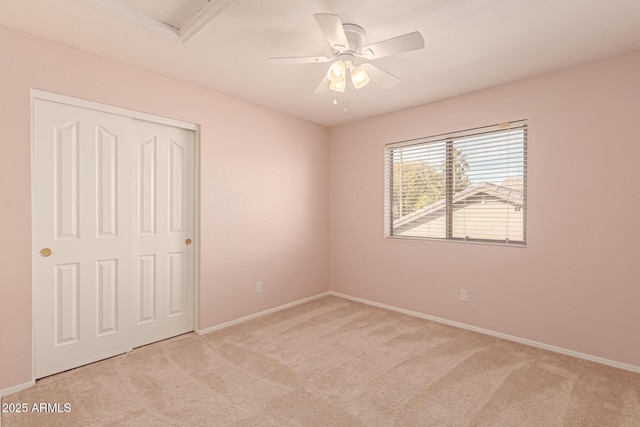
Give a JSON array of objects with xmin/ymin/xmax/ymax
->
[{"xmin": 32, "ymin": 89, "xmax": 199, "ymax": 131}]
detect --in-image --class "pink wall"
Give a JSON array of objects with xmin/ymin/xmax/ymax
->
[
  {"xmin": 0, "ymin": 26, "xmax": 329, "ymax": 391},
  {"xmin": 329, "ymin": 51, "xmax": 640, "ymax": 367}
]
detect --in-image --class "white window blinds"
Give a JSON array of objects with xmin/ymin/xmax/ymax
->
[{"xmin": 384, "ymin": 120, "xmax": 527, "ymax": 245}]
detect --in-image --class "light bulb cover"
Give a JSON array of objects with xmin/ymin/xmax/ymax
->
[
  {"xmin": 351, "ymin": 66, "xmax": 370, "ymax": 89},
  {"xmin": 330, "ymin": 78, "xmax": 346, "ymax": 93},
  {"xmin": 327, "ymin": 60, "xmax": 346, "ymax": 83}
]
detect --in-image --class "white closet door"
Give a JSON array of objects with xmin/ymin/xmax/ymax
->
[
  {"xmin": 34, "ymin": 99, "xmax": 196, "ymax": 379},
  {"xmin": 132, "ymin": 120, "xmax": 195, "ymax": 347},
  {"xmin": 33, "ymin": 100, "xmax": 134, "ymax": 378}
]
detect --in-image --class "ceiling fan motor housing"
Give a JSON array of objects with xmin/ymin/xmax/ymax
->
[
  {"xmin": 342, "ymin": 23, "xmax": 366, "ymax": 54},
  {"xmin": 337, "ymin": 53, "xmax": 356, "ymax": 68}
]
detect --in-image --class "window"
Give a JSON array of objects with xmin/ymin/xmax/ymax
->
[{"xmin": 384, "ymin": 120, "xmax": 527, "ymax": 245}]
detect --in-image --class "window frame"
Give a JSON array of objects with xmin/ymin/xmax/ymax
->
[{"xmin": 384, "ymin": 120, "xmax": 527, "ymax": 247}]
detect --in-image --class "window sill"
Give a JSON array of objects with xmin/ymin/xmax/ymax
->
[{"xmin": 385, "ymin": 235, "xmax": 526, "ymax": 248}]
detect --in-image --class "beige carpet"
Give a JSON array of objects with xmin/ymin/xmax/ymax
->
[{"xmin": 2, "ymin": 296, "xmax": 639, "ymax": 426}]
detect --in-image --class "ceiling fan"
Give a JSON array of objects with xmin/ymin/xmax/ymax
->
[{"xmin": 269, "ymin": 14, "xmax": 425, "ymax": 94}]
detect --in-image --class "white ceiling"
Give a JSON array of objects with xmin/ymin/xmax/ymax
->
[{"xmin": 1, "ymin": 0, "xmax": 640, "ymax": 127}]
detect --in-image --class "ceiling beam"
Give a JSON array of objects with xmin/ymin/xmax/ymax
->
[
  {"xmin": 84, "ymin": 0, "xmax": 236, "ymax": 43},
  {"xmin": 84, "ymin": 0, "xmax": 179, "ymax": 39},
  {"xmin": 180, "ymin": 0, "xmax": 236, "ymax": 43}
]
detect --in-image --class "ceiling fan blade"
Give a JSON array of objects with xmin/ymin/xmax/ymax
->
[
  {"xmin": 362, "ymin": 31, "xmax": 424, "ymax": 59},
  {"xmin": 361, "ymin": 63, "xmax": 400, "ymax": 89},
  {"xmin": 314, "ymin": 13, "xmax": 349, "ymax": 51},
  {"xmin": 313, "ymin": 76, "xmax": 330, "ymax": 94},
  {"xmin": 269, "ymin": 56, "xmax": 331, "ymax": 64}
]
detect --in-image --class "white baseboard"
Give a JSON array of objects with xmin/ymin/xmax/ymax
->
[
  {"xmin": 1, "ymin": 380, "xmax": 35, "ymax": 397},
  {"xmin": 329, "ymin": 291, "xmax": 640, "ymax": 374},
  {"xmin": 196, "ymin": 292, "xmax": 331, "ymax": 336}
]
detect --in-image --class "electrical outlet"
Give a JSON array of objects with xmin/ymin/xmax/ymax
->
[
  {"xmin": 460, "ymin": 289, "xmax": 469, "ymax": 302},
  {"xmin": 256, "ymin": 282, "xmax": 262, "ymax": 293}
]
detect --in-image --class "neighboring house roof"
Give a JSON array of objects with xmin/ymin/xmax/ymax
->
[{"xmin": 394, "ymin": 179, "xmax": 524, "ymax": 229}]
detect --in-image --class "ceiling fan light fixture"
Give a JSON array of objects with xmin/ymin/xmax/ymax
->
[
  {"xmin": 330, "ymin": 78, "xmax": 346, "ymax": 93},
  {"xmin": 351, "ymin": 66, "xmax": 370, "ymax": 89},
  {"xmin": 327, "ymin": 60, "xmax": 346, "ymax": 83}
]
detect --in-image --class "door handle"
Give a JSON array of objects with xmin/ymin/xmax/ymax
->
[
  {"xmin": 185, "ymin": 239, "xmax": 192, "ymax": 246},
  {"xmin": 40, "ymin": 248, "xmax": 52, "ymax": 257}
]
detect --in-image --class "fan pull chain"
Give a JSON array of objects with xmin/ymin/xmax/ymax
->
[{"xmin": 344, "ymin": 80, "xmax": 348, "ymax": 112}]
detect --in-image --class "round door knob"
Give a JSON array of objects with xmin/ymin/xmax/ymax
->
[
  {"xmin": 185, "ymin": 239, "xmax": 192, "ymax": 246},
  {"xmin": 40, "ymin": 248, "xmax": 52, "ymax": 257}
]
